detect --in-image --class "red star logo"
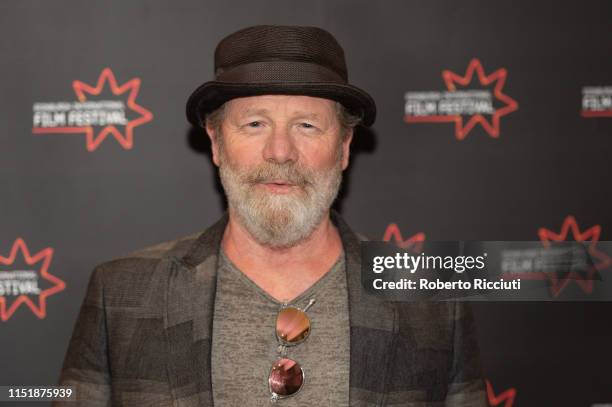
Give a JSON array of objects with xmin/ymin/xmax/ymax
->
[
  {"xmin": 0, "ymin": 238, "xmax": 65, "ymax": 321},
  {"xmin": 537, "ymin": 216, "xmax": 611, "ymax": 297},
  {"xmin": 32, "ymin": 68, "xmax": 153, "ymax": 151},
  {"xmin": 442, "ymin": 59, "xmax": 518, "ymax": 140},
  {"xmin": 383, "ymin": 223, "xmax": 425, "ymax": 252},
  {"xmin": 405, "ymin": 58, "xmax": 518, "ymax": 140},
  {"xmin": 486, "ymin": 380, "xmax": 516, "ymax": 407}
]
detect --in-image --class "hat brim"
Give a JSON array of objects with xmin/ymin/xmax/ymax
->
[{"xmin": 186, "ymin": 81, "xmax": 376, "ymax": 128}]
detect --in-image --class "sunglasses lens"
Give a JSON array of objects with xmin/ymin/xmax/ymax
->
[
  {"xmin": 276, "ymin": 307, "xmax": 310, "ymax": 344},
  {"xmin": 269, "ymin": 358, "xmax": 304, "ymax": 396}
]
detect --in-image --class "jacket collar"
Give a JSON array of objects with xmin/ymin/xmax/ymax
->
[{"xmin": 164, "ymin": 210, "xmax": 397, "ymax": 406}]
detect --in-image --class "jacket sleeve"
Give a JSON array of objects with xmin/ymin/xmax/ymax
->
[
  {"xmin": 52, "ymin": 266, "xmax": 112, "ymax": 407},
  {"xmin": 445, "ymin": 301, "xmax": 489, "ymax": 407}
]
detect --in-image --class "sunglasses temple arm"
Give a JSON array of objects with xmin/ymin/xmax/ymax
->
[{"xmin": 302, "ymin": 298, "xmax": 316, "ymax": 313}]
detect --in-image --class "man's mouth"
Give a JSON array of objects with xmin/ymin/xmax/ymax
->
[{"xmin": 259, "ymin": 179, "xmax": 299, "ymax": 193}]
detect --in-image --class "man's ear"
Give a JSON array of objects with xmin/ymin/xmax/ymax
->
[
  {"xmin": 341, "ymin": 128, "xmax": 354, "ymax": 170},
  {"xmin": 205, "ymin": 122, "xmax": 221, "ymax": 167}
]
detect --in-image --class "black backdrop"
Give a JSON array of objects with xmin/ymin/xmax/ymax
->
[{"xmin": 1, "ymin": 1, "xmax": 611, "ymax": 406}]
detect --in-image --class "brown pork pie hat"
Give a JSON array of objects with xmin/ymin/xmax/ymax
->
[{"xmin": 186, "ymin": 25, "xmax": 376, "ymax": 128}]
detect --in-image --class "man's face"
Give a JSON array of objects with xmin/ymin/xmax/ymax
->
[{"xmin": 206, "ymin": 95, "xmax": 353, "ymax": 248}]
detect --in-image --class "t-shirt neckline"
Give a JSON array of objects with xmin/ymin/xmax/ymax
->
[{"xmin": 218, "ymin": 247, "xmax": 345, "ymax": 306}]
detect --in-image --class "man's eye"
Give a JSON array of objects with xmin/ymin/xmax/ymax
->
[
  {"xmin": 300, "ymin": 123, "xmax": 315, "ymax": 129},
  {"xmin": 247, "ymin": 121, "xmax": 262, "ymax": 128}
]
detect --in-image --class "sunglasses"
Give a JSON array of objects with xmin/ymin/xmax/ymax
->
[{"xmin": 268, "ymin": 298, "xmax": 316, "ymax": 403}]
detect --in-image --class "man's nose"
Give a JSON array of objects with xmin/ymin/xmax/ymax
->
[{"xmin": 262, "ymin": 126, "xmax": 298, "ymax": 164}]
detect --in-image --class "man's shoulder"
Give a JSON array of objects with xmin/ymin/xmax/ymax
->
[
  {"xmin": 122, "ymin": 230, "xmax": 203, "ymax": 260},
  {"xmin": 354, "ymin": 231, "xmax": 369, "ymax": 242},
  {"xmin": 91, "ymin": 230, "xmax": 205, "ymax": 283}
]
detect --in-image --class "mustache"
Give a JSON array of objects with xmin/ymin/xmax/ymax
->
[{"xmin": 242, "ymin": 162, "xmax": 314, "ymax": 187}]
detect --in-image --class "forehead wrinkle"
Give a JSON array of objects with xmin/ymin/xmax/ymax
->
[
  {"xmin": 237, "ymin": 108, "xmax": 323, "ymax": 120},
  {"xmin": 237, "ymin": 107, "xmax": 270, "ymax": 117},
  {"xmin": 229, "ymin": 99, "xmax": 335, "ymax": 126},
  {"xmin": 291, "ymin": 111, "xmax": 322, "ymax": 120}
]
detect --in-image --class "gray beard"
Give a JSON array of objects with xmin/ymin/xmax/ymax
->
[{"xmin": 217, "ymin": 147, "xmax": 343, "ymax": 249}]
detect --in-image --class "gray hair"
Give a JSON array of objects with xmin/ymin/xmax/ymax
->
[{"xmin": 205, "ymin": 100, "xmax": 361, "ymax": 141}]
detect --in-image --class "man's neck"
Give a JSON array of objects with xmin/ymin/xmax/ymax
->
[{"xmin": 220, "ymin": 209, "xmax": 344, "ymax": 301}]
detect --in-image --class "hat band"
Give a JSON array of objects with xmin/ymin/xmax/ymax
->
[{"xmin": 215, "ymin": 61, "xmax": 346, "ymax": 84}]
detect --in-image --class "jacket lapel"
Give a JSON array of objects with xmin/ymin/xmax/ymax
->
[
  {"xmin": 331, "ymin": 211, "xmax": 398, "ymax": 406},
  {"xmin": 164, "ymin": 211, "xmax": 397, "ymax": 407},
  {"xmin": 164, "ymin": 213, "xmax": 228, "ymax": 407}
]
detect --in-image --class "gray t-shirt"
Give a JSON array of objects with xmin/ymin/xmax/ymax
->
[{"xmin": 211, "ymin": 248, "xmax": 350, "ymax": 406}]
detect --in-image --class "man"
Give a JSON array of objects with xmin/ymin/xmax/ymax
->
[{"xmin": 55, "ymin": 25, "xmax": 487, "ymax": 406}]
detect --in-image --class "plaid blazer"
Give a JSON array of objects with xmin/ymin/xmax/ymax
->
[{"xmin": 54, "ymin": 211, "xmax": 488, "ymax": 406}]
